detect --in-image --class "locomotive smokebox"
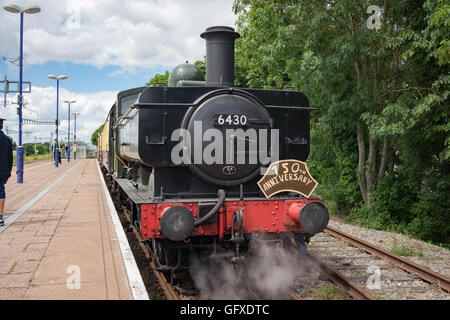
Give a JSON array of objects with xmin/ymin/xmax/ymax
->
[
  {"xmin": 201, "ymin": 26, "xmax": 240, "ymax": 87},
  {"xmin": 288, "ymin": 202, "xmax": 329, "ymax": 234},
  {"xmin": 160, "ymin": 206, "xmax": 195, "ymax": 241}
]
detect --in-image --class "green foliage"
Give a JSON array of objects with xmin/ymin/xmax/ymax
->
[
  {"xmin": 309, "ymin": 283, "xmax": 347, "ymax": 300},
  {"xmin": 348, "ymin": 175, "xmax": 417, "ymax": 230},
  {"xmin": 309, "ymin": 120, "xmax": 361, "ymax": 214},
  {"xmin": 405, "ymin": 167, "xmax": 450, "ymax": 244},
  {"xmin": 22, "ymin": 143, "xmax": 49, "ymax": 156},
  {"xmin": 36, "ymin": 143, "xmax": 48, "ymax": 155},
  {"xmin": 194, "ymin": 58, "xmax": 206, "ymax": 76},
  {"xmin": 391, "ymin": 244, "xmax": 424, "ymax": 257},
  {"xmin": 234, "ymin": 0, "xmax": 449, "ymax": 245},
  {"xmin": 24, "ymin": 143, "xmax": 35, "ymax": 156},
  {"xmin": 145, "ymin": 70, "xmax": 170, "ymax": 86},
  {"xmin": 13, "ymin": 153, "xmax": 52, "ymax": 165},
  {"xmin": 145, "ymin": 59, "xmax": 206, "ymax": 87},
  {"xmin": 91, "ymin": 124, "xmax": 104, "ymax": 146}
]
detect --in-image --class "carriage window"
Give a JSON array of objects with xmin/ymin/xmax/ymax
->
[{"xmin": 119, "ymin": 94, "xmax": 139, "ymax": 116}]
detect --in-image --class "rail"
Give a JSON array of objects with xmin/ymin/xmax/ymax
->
[
  {"xmin": 307, "ymin": 252, "xmax": 377, "ymax": 300},
  {"xmin": 122, "ymin": 205, "xmax": 180, "ymax": 300},
  {"xmin": 324, "ymin": 226, "xmax": 450, "ymax": 293}
]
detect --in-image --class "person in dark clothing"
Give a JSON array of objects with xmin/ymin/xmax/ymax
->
[
  {"xmin": 52, "ymin": 139, "xmax": 62, "ymax": 165},
  {"xmin": 0, "ymin": 118, "xmax": 13, "ymax": 226}
]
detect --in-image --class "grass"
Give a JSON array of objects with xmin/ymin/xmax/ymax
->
[
  {"xmin": 391, "ymin": 244, "xmax": 424, "ymax": 257},
  {"xmin": 309, "ymin": 283, "xmax": 348, "ymax": 300},
  {"xmin": 13, "ymin": 153, "xmax": 53, "ymax": 165}
]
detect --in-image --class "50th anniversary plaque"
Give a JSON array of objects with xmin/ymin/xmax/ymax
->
[{"xmin": 257, "ymin": 159, "xmax": 318, "ymax": 198}]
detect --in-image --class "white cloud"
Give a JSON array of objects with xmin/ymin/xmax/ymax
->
[
  {"xmin": 0, "ymin": 0, "xmax": 237, "ymax": 71},
  {"xmin": 1, "ymin": 86, "xmax": 117, "ymax": 145},
  {"xmin": 0, "ymin": 0, "xmax": 238, "ymax": 147}
]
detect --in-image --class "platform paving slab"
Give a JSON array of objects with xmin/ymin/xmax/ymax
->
[{"xmin": 0, "ymin": 159, "xmax": 137, "ymax": 300}]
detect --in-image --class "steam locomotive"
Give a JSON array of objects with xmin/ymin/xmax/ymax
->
[{"xmin": 98, "ymin": 26, "xmax": 329, "ymax": 278}]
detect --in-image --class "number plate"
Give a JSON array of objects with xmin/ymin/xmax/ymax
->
[{"xmin": 214, "ymin": 114, "xmax": 248, "ymax": 126}]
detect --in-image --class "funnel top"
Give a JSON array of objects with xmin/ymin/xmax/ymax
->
[{"xmin": 200, "ymin": 26, "xmax": 240, "ymax": 39}]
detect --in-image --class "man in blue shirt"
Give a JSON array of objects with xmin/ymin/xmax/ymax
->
[{"xmin": 0, "ymin": 118, "xmax": 13, "ymax": 226}]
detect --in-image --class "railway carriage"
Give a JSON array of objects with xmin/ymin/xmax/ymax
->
[
  {"xmin": 97, "ymin": 113, "xmax": 110, "ymax": 170},
  {"xmin": 98, "ymin": 26, "xmax": 329, "ymax": 278}
]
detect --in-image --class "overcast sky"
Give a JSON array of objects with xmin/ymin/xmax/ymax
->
[{"xmin": 0, "ymin": 0, "xmax": 236, "ymax": 145}]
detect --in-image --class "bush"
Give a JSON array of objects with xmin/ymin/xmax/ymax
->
[
  {"xmin": 403, "ymin": 170, "xmax": 450, "ymax": 245},
  {"xmin": 347, "ymin": 169, "xmax": 450, "ymax": 247}
]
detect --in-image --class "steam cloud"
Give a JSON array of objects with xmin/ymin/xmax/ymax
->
[{"xmin": 189, "ymin": 238, "xmax": 309, "ymax": 299}]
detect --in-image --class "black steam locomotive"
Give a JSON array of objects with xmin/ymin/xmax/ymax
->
[{"xmin": 98, "ymin": 26, "xmax": 328, "ymax": 278}]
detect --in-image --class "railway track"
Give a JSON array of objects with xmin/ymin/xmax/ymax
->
[
  {"xmin": 324, "ymin": 227, "xmax": 450, "ymax": 292},
  {"xmin": 306, "ymin": 252, "xmax": 376, "ymax": 300},
  {"xmin": 284, "ymin": 237, "xmax": 375, "ymax": 300},
  {"xmin": 308, "ymin": 226, "xmax": 450, "ymax": 299},
  {"xmin": 118, "ymin": 203, "xmax": 370, "ymax": 301},
  {"xmin": 116, "ymin": 198, "xmax": 375, "ymax": 300},
  {"xmin": 288, "ymin": 289, "xmax": 304, "ymax": 300},
  {"xmin": 324, "ymin": 226, "xmax": 450, "ymax": 293},
  {"xmin": 117, "ymin": 200, "xmax": 448, "ymax": 299},
  {"xmin": 120, "ymin": 204, "xmax": 316, "ymax": 301},
  {"xmin": 103, "ymin": 168, "xmax": 448, "ymax": 300},
  {"xmin": 100, "ymin": 168, "xmax": 184, "ymax": 300},
  {"xmin": 121, "ymin": 205, "xmax": 181, "ymax": 300}
]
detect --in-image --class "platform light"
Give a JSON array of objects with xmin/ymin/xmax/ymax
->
[
  {"xmin": 3, "ymin": 4, "xmax": 20, "ymax": 13},
  {"xmin": 48, "ymin": 75, "xmax": 67, "ymax": 80},
  {"xmin": 48, "ymin": 75, "xmax": 68, "ymax": 168},
  {"xmin": 3, "ymin": 3, "xmax": 41, "ymax": 183},
  {"xmin": 22, "ymin": 5, "xmax": 41, "ymax": 14},
  {"xmin": 4, "ymin": 5, "xmax": 41, "ymax": 14},
  {"xmin": 63, "ymin": 100, "xmax": 76, "ymax": 163}
]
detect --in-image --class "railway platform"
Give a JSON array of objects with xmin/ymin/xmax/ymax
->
[{"xmin": 0, "ymin": 159, "xmax": 148, "ymax": 300}]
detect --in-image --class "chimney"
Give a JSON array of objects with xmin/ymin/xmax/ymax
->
[{"xmin": 200, "ymin": 26, "xmax": 240, "ymax": 87}]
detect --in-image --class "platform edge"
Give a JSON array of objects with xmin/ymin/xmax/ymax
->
[{"xmin": 96, "ymin": 161, "xmax": 150, "ymax": 300}]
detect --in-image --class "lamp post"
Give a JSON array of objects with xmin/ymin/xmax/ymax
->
[
  {"xmin": 63, "ymin": 100, "xmax": 75, "ymax": 162},
  {"xmin": 48, "ymin": 75, "xmax": 67, "ymax": 167},
  {"xmin": 3, "ymin": 4, "xmax": 41, "ymax": 183},
  {"xmin": 71, "ymin": 112, "xmax": 80, "ymax": 160}
]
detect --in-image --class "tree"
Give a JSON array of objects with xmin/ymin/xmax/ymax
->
[
  {"xmin": 36, "ymin": 144, "xmax": 48, "ymax": 154},
  {"xmin": 91, "ymin": 124, "xmax": 104, "ymax": 146},
  {"xmin": 145, "ymin": 70, "xmax": 170, "ymax": 86},
  {"xmin": 24, "ymin": 143, "xmax": 34, "ymax": 156},
  {"xmin": 145, "ymin": 59, "xmax": 207, "ymax": 87},
  {"xmin": 233, "ymin": 0, "xmax": 449, "ymax": 244},
  {"xmin": 194, "ymin": 58, "xmax": 206, "ymax": 76}
]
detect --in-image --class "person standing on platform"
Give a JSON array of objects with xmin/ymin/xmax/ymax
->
[
  {"xmin": 0, "ymin": 118, "xmax": 13, "ymax": 226},
  {"xmin": 61, "ymin": 144, "xmax": 65, "ymax": 160},
  {"xmin": 52, "ymin": 139, "xmax": 62, "ymax": 165}
]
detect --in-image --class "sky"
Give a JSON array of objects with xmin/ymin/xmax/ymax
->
[{"xmin": 0, "ymin": 0, "xmax": 237, "ymax": 145}]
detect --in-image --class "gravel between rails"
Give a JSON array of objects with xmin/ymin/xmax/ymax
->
[
  {"xmin": 307, "ymin": 220, "xmax": 450, "ymax": 300},
  {"xmin": 328, "ymin": 219, "xmax": 450, "ymax": 278}
]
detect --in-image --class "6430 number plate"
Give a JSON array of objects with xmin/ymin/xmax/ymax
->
[{"xmin": 214, "ymin": 114, "xmax": 248, "ymax": 126}]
